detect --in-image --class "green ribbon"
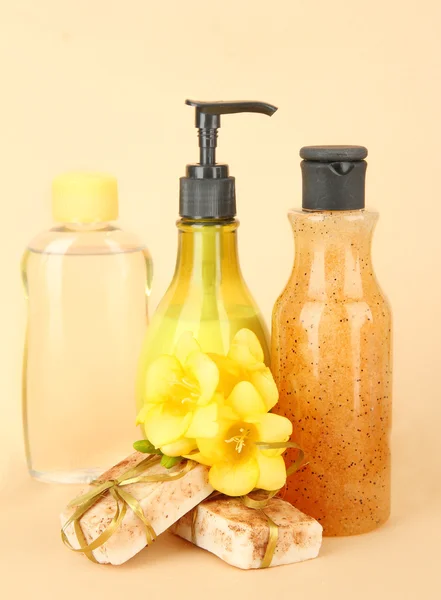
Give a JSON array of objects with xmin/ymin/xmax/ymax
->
[
  {"xmin": 240, "ymin": 494, "xmax": 279, "ymax": 569},
  {"xmin": 61, "ymin": 455, "xmax": 196, "ymax": 562},
  {"xmin": 246, "ymin": 441, "xmax": 304, "ymax": 569},
  {"xmin": 62, "ymin": 441, "xmax": 304, "ymax": 567},
  {"xmin": 191, "ymin": 441, "xmax": 304, "ymax": 569}
]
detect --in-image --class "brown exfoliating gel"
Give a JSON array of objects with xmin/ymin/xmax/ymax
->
[{"xmin": 272, "ymin": 210, "xmax": 392, "ymax": 536}]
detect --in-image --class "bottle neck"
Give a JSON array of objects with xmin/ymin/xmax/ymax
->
[
  {"xmin": 289, "ymin": 210, "xmax": 378, "ymax": 299},
  {"xmin": 174, "ymin": 218, "xmax": 242, "ymax": 283},
  {"xmin": 55, "ymin": 221, "xmax": 115, "ymax": 232}
]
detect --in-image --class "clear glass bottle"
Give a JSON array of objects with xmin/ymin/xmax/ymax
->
[
  {"xmin": 22, "ymin": 173, "xmax": 152, "ymax": 483},
  {"xmin": 136, "ymin": 217, "xmax": 269, "ymax": 412},
  {"xmin": 272, "ymin": 147, "xmax": 392, "ymax": 536}
]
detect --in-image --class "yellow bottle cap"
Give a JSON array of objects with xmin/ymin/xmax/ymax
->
[{"xmin": 52, "ymin": 172, "xmax": 118, "ymax": 223}]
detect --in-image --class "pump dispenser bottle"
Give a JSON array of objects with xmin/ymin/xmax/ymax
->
[
  {"xmin": 272, "ymin": 147, "xmax": 392, "ymax": 536},
  {"xmin": 136, "ymin": 100, "xmax": 277, "ymax": 411}
]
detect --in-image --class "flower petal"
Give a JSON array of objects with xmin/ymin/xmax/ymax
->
[
  {"xmin": 196, "ymin": 419, "xmax": 232, "ymax": 463},
  {"xmin": 228, "ymin": 329, "xmax": 265, "ymax": 366},
  {"xmin": 175, "ymin": 331, "xmax": 201, "ymax": 365},
  {"xmin": 185, "ymin": 351, "xmax": 219, "ymax": 405},
  {"xmin": 256, "ymin": 452, "xmax": 287, "ymax": 491},
  {"xmin": 135, "ymin": 403, "xmax": 151, "ymax": 425},
  {"xmin": 255, "ymin": 413, "xmax": 293, "ymax": 457},
  {"xmin": 250, "ymin": 369, "xmax": 279, "ymax": 410},
  {"xmin": 218, "ymin": 402, "xmax": 240, "ymax": 422},
  {"xmin": 144, "ymin": 404, "xmax": 192, "ymax": 447},
  {"xmin": 227, "ymin": 381, "xmax": 266, "ymax": 418},
  {"xmin": 256, "ymin": 412, "xmax": 293, "ymax": 442},
  {"xmin": 160, "ymin": 438, "xmax": 197, "ymax": 457},
  {"xmin": 145, "ymin": 355, "xmax": 183, "ymax": 403},
  {"xmin": 209, "ymin": 456, "xmax": 259, "ymax": 496},
  {"xmin": 208, "ymin": 353, "xmax": 241, "ymax": 396},
  {"xmin": 186, "ymin": 402, "xmax": 219, "ymax": 439},
  {"xmin": 185, "ymin": 451, "xmax": 214, "ymax": 466}
]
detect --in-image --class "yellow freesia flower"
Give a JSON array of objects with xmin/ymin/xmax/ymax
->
[
  {"xmin": 190, "ymin": 380, "xmax": 293, "ymax": 496},
  {"xmin": 210, "ymin": 329, "xmax": 279, "ymax": 411},
  {"xmin": 136, "ymin": 332, "xmax": 220, "ymax": 455}
]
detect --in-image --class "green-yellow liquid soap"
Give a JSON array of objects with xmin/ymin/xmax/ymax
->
[
  {"xmin": 136, "ymin": 99, "xmax": 278, "ymax": 415},
  {"xmin": 136, "ymin": 218, "xmax": 269, "ymax": 412}
]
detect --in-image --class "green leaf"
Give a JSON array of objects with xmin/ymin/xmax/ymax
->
[
  {"xmin": 133, "ymin": 439, "xmax": 162, "ymax": 455},
  {"xmin": 160, "ymin": 455, "xmax": 182, "ymax": 469}
]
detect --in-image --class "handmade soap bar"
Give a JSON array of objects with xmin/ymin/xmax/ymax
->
[
  {"xmin": 61, "ymin": 452, "xmax": 213, "ymax": 565},
  {"xmin": 171, "ymin": 495, "xmax": 323, "ymax": 569}
]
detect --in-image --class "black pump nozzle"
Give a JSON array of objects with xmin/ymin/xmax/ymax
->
[
  {"xmin": 186, "ymin": 99, "xmax": 278, "ymax": 119},
  {"xmin": 180, "ymin": 99, "xmax": 278, "ymax": 219},
  {"xmin": 186, "ymin": 100, "xmax": 277, "ymax": 167}
]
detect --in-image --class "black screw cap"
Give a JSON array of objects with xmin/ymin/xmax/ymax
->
[{"xmin": 300, "ymin": 145, "xmax": 368, "ymax": 211}]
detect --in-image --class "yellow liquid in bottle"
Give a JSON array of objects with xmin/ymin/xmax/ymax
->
[
  {"xmin": 22, "ymin": 225, "xmax": 152, "ymax": 483},
  {"xmin": 136, "ymin": 219, "xmax": 269, "ymax": 413},
  {"xmin": 138, "ymin": 304, "xmax": 267, "ymax": 381}
]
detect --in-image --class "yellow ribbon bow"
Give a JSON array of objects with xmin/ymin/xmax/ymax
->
[
  {"xmin": 251, "ymin": 441, "xmax": 305, "ymax": 568},
  {"xmin": 191, "ymin": 441, "xmax": 305, "ymax": 569},
  {"xmin": 61, "ymin": 454, "xmax": 196, "ymax": 563}
]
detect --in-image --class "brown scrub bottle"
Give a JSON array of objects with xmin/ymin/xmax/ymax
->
[{"xmin": 272, "ymin": 146, "xmax": 392, "ymax": 536}]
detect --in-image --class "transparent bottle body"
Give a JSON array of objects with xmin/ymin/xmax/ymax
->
[
  {"xmin": 22, "ymin": 223, "xmax": 152, "ymax": 483},
  {"xmin": 136, "ymin": 219, "xmax": 269, "ymax": 414},
  {"xmin": 272, "ymin": 210, "xmax": 392, "ymax": 536}
]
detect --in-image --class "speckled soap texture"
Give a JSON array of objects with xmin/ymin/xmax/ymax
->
[
  {"xmin": 171, "ymin": 495, "xmax": 323, "ymax": 569},
  {"xmin": 60, "ymin": 452, "xmax": 213, "ymax": 565},
  {"xmin": 272, "ymin": 210, "xmax": 392, "ymax": 536}
]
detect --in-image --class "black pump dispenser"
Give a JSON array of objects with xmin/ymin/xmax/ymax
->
[
  {"xmin": 179, "ymin": 99, "xmax": 278, "ymax": 219},
  {"xmin": 300, "ymin": 145, "xmax": 368, "ymax": 211}
]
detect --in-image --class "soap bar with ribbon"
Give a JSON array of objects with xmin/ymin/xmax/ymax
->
[
  {"xmin": 171, "ymin": 494, "xmax": 323, "ymax": 569},
  {"xmin": 60, "ymin": 452, "xmax": 213, "ymax": 565}
]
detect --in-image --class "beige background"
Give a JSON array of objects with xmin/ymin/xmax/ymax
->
[{"xmin": 1, "ymin": 1, "xmax": 440, "ymax": 598}]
